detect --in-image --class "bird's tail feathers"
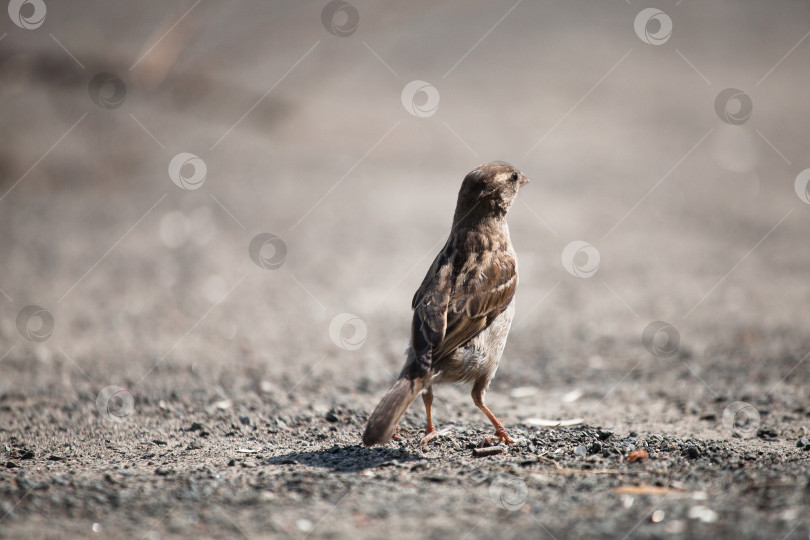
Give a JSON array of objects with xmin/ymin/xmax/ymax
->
[{"xmin": 362, "ymin": 375, "xmax": 427, "ymax": 446}]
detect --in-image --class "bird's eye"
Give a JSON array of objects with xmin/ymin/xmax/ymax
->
[{"xmin": 510, "ymin": 172, "xmax": 519, "ymax": 181}]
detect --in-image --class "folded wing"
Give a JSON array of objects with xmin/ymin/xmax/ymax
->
[{"xmin": 406, "ymin": 235, "xmax": 517, "ymax": 380}]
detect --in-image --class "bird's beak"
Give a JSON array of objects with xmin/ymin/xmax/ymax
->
[{"xmin": 519, "ymin": 174, "xmax": 529, "ymax": 187}]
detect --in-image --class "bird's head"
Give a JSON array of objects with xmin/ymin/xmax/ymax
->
[{"xmin": 454, "ymin": 161, "xmax": 529, "ymax": 224}]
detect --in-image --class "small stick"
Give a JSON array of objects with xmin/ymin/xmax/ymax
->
[{"xmin": 472, "ymin": 446, "xmax": 505, "ymax": 457}]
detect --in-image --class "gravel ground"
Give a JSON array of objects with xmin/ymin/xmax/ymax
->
[{"xmin": 1, "ymin": 1, "xmax": 810, "ymax": 539}]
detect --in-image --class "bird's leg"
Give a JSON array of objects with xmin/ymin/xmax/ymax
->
[
  {"xmin": 418, "ymin": 387, "xmax": 439, "ymax": 446},
  {"xmin": 472, "ymin": 379, "xmax": 514, "ymax": 446}
]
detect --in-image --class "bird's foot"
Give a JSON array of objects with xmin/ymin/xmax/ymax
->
[
  {"xmin": 418, "ymin": 427, "xmax": 453, "ymax": 447},
  {"xmin": 479, "ymin": 427, "xmax": 514, "ymax": 447}
]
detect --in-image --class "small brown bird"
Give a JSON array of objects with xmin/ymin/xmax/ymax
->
[{"xmin": 363, "ymin": 161, "xmax": 528, "ymax": 447}]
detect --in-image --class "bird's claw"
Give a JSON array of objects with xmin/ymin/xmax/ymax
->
[
  {"xmin": 479, "ymin": 428, "xmax": 514, "ymax": 447},
  {"xmin": 418, "ymin": 427, "xmax": 453, "ymax": 447}
]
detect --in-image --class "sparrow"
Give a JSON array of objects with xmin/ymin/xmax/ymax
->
[{"xmin": 363, "ymin": 161, "xmax": 529, "ymax": 447}]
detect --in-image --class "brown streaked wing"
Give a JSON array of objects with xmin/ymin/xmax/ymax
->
[
  {"xmin": 411, "ymin": 243, "xmax": 454, "ymax": 348},
  {"xmin": 433, "ymin": 249, "xmax": 517, "ymax": 362}
]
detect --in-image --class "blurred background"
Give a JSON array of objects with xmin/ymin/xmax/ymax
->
[
  {"xmin": 1, "ymin": 0, "xmax": 809, "ymax": 434},
  {"xmin": 3, "ymin": 2, "xmax": 810, "ymax": 538}
]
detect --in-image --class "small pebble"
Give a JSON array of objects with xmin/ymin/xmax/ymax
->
[
  {"xmin": 756, "ymin": 427, "xmax": 779, "ymax": 440},
  {"xmin": 688, "ymin": 505, "xmax": 718, "ymax": 523},
  {"xmin": 628, "ymin": 449, "xmax": 649, "ymax": 463},
  {"xmin": 597, "ymin": 430, "xmax": 613, "ymax": 441}
]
